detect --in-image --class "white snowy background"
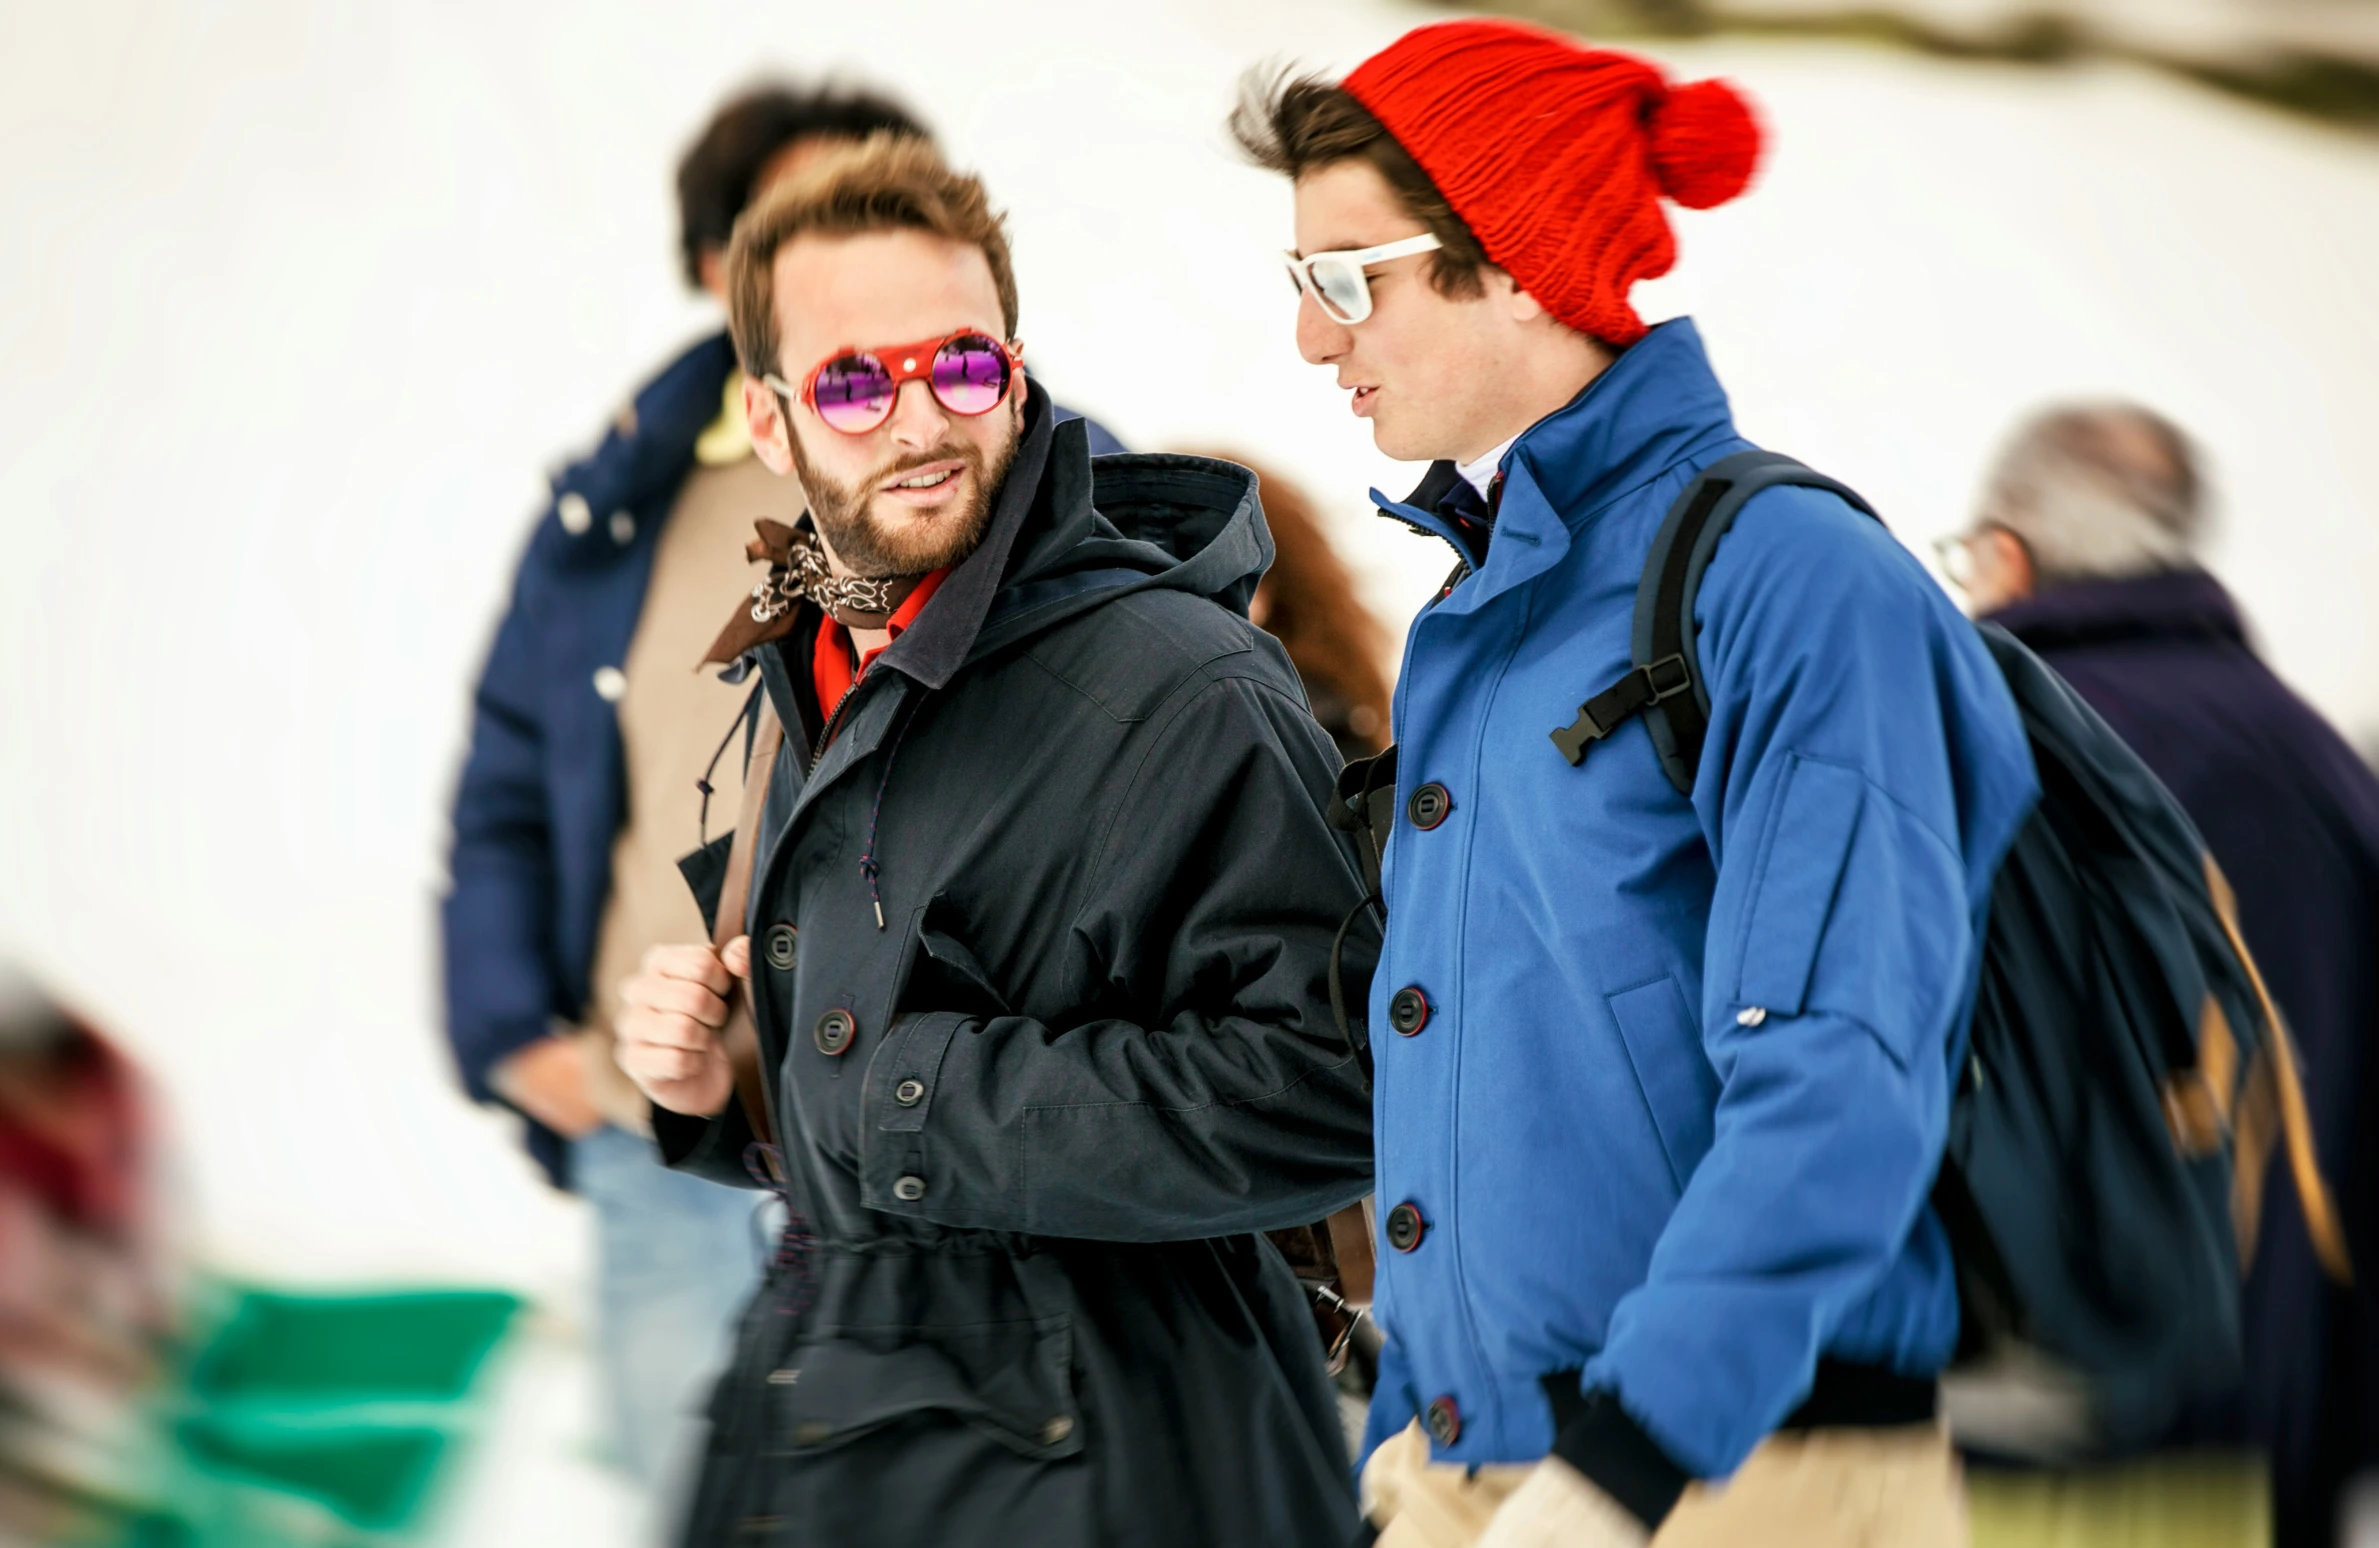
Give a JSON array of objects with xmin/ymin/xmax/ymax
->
[{"xmin": 3, "ymin": 1, "xmax": 2377, "ymax": 1541}]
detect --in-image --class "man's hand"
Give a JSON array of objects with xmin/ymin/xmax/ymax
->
[
  {"xmin": 1476, "ymin": 1458, "xmax": 1651, "ymax": 1548},
  {"xmin": 488, "ymin": 1033, "xmax": 604, "ymax": 1139},
  {"xmin": 615, "ymin": 938, "xmax": 748, "ymax": 1118}
]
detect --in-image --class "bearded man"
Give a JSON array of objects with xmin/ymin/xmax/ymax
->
[{"xmin": 612, "ymin": 134, "xmax": 1376, "ymax": 1547}]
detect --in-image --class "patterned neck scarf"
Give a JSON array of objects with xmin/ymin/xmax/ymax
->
[{"xmin": 703, "ymin": 517, "xmax": 928, "ymax": 665}]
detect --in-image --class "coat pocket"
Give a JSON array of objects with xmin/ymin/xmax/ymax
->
[
  {"xmin": 891, "ymin": 895, "xmax": 1015, "ymax": 1021},
  {"xmin": 1606, "ymin": 976, "xmax": 1720, "ymax": 1194},
  {"xmin": 1734, "ymin": 754, "xmax": 1865, "ymax": 1017},
  {"xmin": 773, "ymin": 1312, "xmax": 1082, "ymax": 1461}
]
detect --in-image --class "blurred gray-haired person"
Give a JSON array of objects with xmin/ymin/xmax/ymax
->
[{"xmin": 1941, "ymin": 404, "xmax": 2378, "ymax": 1548}]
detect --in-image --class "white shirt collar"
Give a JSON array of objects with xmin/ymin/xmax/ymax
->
[{"xmin": 1456, "ymin": 437, "xmax": 1517, "ymax": 504}]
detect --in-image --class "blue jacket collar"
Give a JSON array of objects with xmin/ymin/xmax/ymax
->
[
  {"xmin": 1507, "ymin": 318, "xmax": 1736, "ymax": 526},
  {"xmin": 1372, "ymin": 318, "xmax": 1737, "ymax": 607}
]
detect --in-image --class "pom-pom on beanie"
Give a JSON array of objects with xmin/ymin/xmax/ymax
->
[{"xmin": 1343, "ymin": 20, "xmax": 1762, "ymax": 347}]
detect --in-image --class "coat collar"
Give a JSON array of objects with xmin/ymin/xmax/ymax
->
[
  {"xmin": 1985, "ymin": 567, "xmax": 2249, "ymax": 654},
  {"xmin": 867, "ymin": 386, "xmax": 1062, "ymax": 692},
  {"xmin": 1372, "ymin": 317, "xmax": 1738, "ymax": 609},
  {"xmin": 1506, "ymin": 318, "xmax": 1737, "ymax": 526},
  {"xmin": 554, "ymin": 331, "xmax": 739, "ymax": 555}
]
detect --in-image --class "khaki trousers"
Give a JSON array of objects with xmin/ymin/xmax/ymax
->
[{"xmin": 1362, "ymin": 1419, "xmax": 1969, "ymax": 1548}]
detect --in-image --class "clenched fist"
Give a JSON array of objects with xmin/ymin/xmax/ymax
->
[{"xmin": 616, "ymin": 937, "xmax": 750, "ymax": 1118}]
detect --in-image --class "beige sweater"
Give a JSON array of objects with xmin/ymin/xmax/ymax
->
[{"xmin": 576, "ymin": 445, "xmax": 801, "ymax": 1132}]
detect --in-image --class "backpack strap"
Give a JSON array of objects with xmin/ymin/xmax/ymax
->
[
  {"xmin": 1551, "ymin": 450, "xmax": 1880, "ymax": 793},
  {"xmin": 716, "ymin": 700, "xmax": 785, "ymax": 1153},
  {"xmin": 2203, "ymin": 855, "xmax": 2355, "ymax": 1286}
]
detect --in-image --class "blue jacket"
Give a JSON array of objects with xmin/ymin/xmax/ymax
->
[
  {"xmin": 440, "ymin": 330, "xmax": 1122, "ymax": 1183},
  {"xmin": 1360, "ymin": 320, "xmax": 2037, "ymax": 1487}
]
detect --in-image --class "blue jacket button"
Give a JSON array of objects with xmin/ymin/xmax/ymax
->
[{"xmin": 1424, "ymin": 1395, "xmax": 1461, "ymax": 1446}]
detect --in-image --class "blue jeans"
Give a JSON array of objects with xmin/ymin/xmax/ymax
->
[{"xmin": 571, "ymin": 1125, "xmax": 765, "ymax": 1504}]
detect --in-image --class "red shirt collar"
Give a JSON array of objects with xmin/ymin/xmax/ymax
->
[{"xmin": 811, "ymin": 567, "xmax": 951, "ymax": 721}]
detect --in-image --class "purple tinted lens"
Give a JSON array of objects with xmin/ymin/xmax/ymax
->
[
  {"xmin": 931, "ymin": 336, "xmax": 1010, "ymax": 415},
  {"xmin": 812, "ymin": 354, "xmax": 895, "ymax": 430}
]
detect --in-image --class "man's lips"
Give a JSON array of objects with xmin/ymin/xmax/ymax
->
[
  {"xmin": 877, "ymin": 459, "xmax": 969, "ymax": 506},
  {"xmin": 1350, "ymin": 384, "xmax": 1379, "ymax": 418}
]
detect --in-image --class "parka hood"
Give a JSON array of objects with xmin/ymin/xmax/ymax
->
[{"xmin": 869, "ymin": 391, "xmax": 1270, "ymax": 691}]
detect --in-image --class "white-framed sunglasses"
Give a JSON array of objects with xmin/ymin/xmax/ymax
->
[{"xmin": 1281, "ymin": 233, "xmax": 1443, "ymax": 325}]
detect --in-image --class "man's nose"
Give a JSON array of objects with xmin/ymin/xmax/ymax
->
[
  {"xmin": 1295, "ymin": 288, "xmax": 1350, "ymax": 366},
  {"xmin": 884, "ymin": 377, "xmax": 952, "ymax": 449}
]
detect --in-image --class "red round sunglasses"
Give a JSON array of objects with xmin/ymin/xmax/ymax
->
[{"xmin": 763, "ymin": 330, "xmax": 1022, "ymax": 435}]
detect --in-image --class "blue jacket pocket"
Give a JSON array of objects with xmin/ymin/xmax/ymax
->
[
  {"xmin": 1607, "ymin": 976, "xmax": 1720, "ymax": 1193},
  {"xmin": 1735, "ymin": 755, "xmax": 1865, "ymax": 1017}
]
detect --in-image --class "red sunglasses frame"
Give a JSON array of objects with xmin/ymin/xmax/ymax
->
[{"xmin": 766, "ymin": 330, "xmax": 1023, "ymax": 435}]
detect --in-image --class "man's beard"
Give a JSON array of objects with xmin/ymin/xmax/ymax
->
[{"xmin": 788, "ymin": 404, "xmax": 1020, "ymax": 579}]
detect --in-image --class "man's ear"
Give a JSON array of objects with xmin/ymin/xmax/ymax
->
[
  {"xmin": 1987, "ymin": 526, "xmax": 2038, "ymax": 603},
  {"xmin": 1492, "ymin": 268, "xmax": 1549, "ymax": 325},
  {"xmin": 744, "ymin": 374, "xmax": 796, "ymax": 476}
]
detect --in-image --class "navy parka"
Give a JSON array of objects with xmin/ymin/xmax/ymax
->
[{"xmin": 662, "ymin": 395, "xmax": 1377, "ymax": 1547}]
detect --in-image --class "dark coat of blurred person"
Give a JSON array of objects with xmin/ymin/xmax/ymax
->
[
  {"xmin": 609, "ymin": 138, "xmax": 1373, "ymax": 1547},
  {"xmin": 1185, "ymin": 450, "xmax": 1394, "ymax": 761},
  {"xmin": 1943, "ymin": 403, "xmax": 2379, "ymax": 1548},
  {"xmin": 438, "ymin": 82, "xmax": 1121, "ymax": 1507}
]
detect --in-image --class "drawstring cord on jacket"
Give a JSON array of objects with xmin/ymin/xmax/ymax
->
[
  {"xmin": 856, "ymin": 696, "xmax": 926, "ymax": 930},
  {"xmin": 695, "ymin": 680, "xmax": 763, "ymax": 846},
  {"xmin": 742, "ymin": 1142, "xmax": 818, "ymax": 1318}
]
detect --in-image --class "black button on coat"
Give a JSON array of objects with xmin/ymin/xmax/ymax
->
[{"xmin": 658, "ymin": 401, "xmax": 1377, "ymax": 1548}]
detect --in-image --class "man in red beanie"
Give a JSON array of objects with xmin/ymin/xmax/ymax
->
[{"xmin": 1233, "ymin": 20, "xmax": 2039, "ymax": 1548}]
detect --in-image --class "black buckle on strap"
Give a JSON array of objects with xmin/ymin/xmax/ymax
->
[
  {"xmin": 1549, "ymin": 654, "xmax": 1695, "ymax": 767},
  {"xmin": 1642, "ymin": 653, "xmax": 1692, "ymax": 702}
]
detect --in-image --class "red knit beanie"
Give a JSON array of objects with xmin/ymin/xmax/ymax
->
[{"xmin": 1343, "ymin": 20, "xmax": 1762, "ymax": 347}]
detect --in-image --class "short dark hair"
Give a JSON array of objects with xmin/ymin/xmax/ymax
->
[
  {"xmin": 675, "ymin": 81, "xmax": 933, "ymax": 290},
  {"xmin": 1229, "ymin": 67, "xmax": 1491, "ymax": 299}
]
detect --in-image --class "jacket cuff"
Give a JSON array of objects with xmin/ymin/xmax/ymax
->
[
  {"xmin": 651, "ymin": 1099, "xmax": 762, "ymax": 1189},
  {"xmin": 1548, "ymin": 1390, "xmax": 1691, "ymax": 1533},
  {"xmin": 457, "ymin": 1018, "xmax": 555, "ymax": 1104}
]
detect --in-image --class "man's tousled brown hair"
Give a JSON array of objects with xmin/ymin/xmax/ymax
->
[
  {"xmin": 725, "ymin": 132, "xmax": 1019, "ymax": 383},
  {"xmin": 1228, "ymin": 67, "xmax": 1490, "ymax": 300}
]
